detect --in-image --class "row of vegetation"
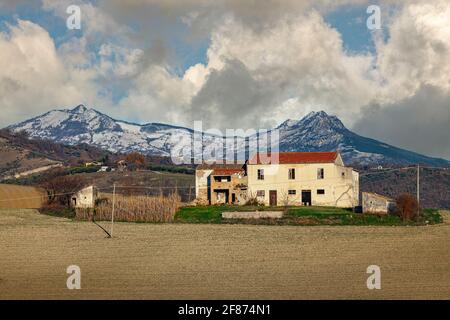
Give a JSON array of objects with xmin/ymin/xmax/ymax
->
[
  {"xmin": 176, "ymin": 193, "xmax": 442, "ymax": 226},
  {"xmin": 176, "ymin": 205, "xmax": 442, "ymax": 226}
]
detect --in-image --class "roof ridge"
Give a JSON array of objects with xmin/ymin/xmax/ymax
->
[{"xmin": 248, "ymin": 151, "xmax": 339, "ymax": 165}]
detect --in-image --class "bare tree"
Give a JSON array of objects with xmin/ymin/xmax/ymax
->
[
  {"xmin": 42, "ymin": 175, "xmax": 85, "ymax": 208},
  {"xmin": 125, "ymin": 152, "xmax": 146, "ymax": 170},
  {"xmin": 396, "ymin": 193, "xmax": 419, "ymax": 221},
  {"xmin": 280, "ymin": 190, "xmax": 292, "ymax": 213}
]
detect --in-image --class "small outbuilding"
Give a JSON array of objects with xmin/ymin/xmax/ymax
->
[
  {"xmin": 362, "ymin": 192, "xmax": 396, "ymax": 215},
  {"xmin": 71, "ymin": 186, "xmax": 97, "ymax": 208}
]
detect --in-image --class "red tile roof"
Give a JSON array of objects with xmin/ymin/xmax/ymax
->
[
  {"xmin": 248, "ymin": 152, "xmax": 338, "ymax": 165},
  {"xmin": 212, "ymin": 168, "xmax": 244, "ymax": 175}
]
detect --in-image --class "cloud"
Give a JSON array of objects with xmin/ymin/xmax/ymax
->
[
  {"xmin": 0, "ymin": 19, "xmax": 103, "ymax": 127},
  {"xmin": 352, "ymin": 0, "xmax": 450, "ymax": 160},
  {"xmin": 374, "ymin": 0, "xmax": 450, "ymax": 104},
  {"xmin": 116, "ymin": 10, "xmax": 377, "ymax": 129},
  {"xmin": 353, "ymin": 85, "xmax": 450, "ymax": 160}
]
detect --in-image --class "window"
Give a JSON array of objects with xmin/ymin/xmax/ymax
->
[
  {"xmin": 288, "ymin": 190, "xmax": 296, "ymax": 195},
  {"xmin": 317, "ymin": 189, "xmax": 325, "ymax": 195},
  {"xmin": 341, "ymin": 172, "xmax": 345, "ymax": 178},
  {"xmin": 317, "ymin": 168, "xmax": 324, "ymax": 179},
  {"xmin": 257, "ymin": 169, "xmax": 264, "ymax": 180},
  {"xmin": 288, "ymin": 168, "xmax": 295, "ymax": 180},
  {"xmin": 214, "ymin": 176, "xmax": 231, "ymax": 182},
  {"xmin": 256, "ymin": 190, "xmax": 265, "ymax": 197}
]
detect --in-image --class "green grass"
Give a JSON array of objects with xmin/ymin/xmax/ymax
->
[
  {"xmin": 175, "ymin": 205, "xmax": 281, "ymax": 223},
  {"xmin": 287, "ymin": 206, "xmax": 352, "ymax": 217},
  {"xmin": 175, "ymin": 205, "xmax": 443, "ymax": 226}
]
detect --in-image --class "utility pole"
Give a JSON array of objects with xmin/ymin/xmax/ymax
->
[
  {"xmin": 417, "ymin": 164, "xmax": 420, "ymax": 216},
  {"xmin": 111, "ymin": 183, "xmax": 116, "ymax": 238}
]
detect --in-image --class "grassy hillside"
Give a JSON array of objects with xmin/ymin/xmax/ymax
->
[{"xmin": 360, "ymin": 167, "xmax": 450, "ymax": 208}]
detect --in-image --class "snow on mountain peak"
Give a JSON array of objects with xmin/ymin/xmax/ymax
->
[
  {"xmin": 72, "ymin": 104, "xmax": 88, "ymax": 113},
  {"xmin": 277, "ymin": 119, "xmax": 298, "ymax": 129},
  {"xmin": 299, "ymin": 110, "xmax": 346, "ymax": 131}
]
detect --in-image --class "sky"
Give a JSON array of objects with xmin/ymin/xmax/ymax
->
[{"xmin": 0, "ymin": 0, "xmax": 449, "ymax": 160}]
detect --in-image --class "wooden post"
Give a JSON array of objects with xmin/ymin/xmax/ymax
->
[
  {"xmin": 417, "ymin": 164, "xmax": 420, "ymax": 216},
  {"xmin": 111, "ymin": 183, "xmax": 116, "ymax": 238}
]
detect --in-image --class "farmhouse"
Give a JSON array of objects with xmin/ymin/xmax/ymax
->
[
  {"xmin": 247, "ymin": 152, "xmax": 359, "ymax": 207},
  {"xmin": 195, "ymin": 151, "xmax": 359, "ymax": 208}
]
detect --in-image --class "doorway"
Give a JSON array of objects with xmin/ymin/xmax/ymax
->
[
  {"xmin": 301, "ymin": 190, "xmax": 312, "ymax": 206},
  {"xmin": 269, "ymin": 190, "xmax": 277, "ymax": 206}
]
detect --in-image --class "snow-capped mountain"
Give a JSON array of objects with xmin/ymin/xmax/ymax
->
[
  {"xmin": 8, "ymin": 105, "xmax": 450, "ymax": 167},
  {"xmin": 275, "ymin": 110, "xmax": 450, "ymax": 166}
]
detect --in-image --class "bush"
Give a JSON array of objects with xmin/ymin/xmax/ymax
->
[
  {"xmin": 396, "ymin": 193, "xmax": 419, "ymax": 221},
  {"xmin": 68, "ymin": 166, "xmax": 99, "ymax": 174},
  {"xmin": 40, "ymin": 203, "xmax": 75, "ymax": 218},
  {"xmin": 245, "ymin": 194, "xmax": 263, "ymax": 206}
]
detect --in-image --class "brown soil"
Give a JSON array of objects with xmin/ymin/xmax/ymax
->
[{"xmin": 0, "ymin": 209, "xmax": 449, "ymax": 299}]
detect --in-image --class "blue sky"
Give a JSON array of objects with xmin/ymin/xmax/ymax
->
[{"xmin": 325, "ymin": 4, "xmax": 376, "ymax": 54}]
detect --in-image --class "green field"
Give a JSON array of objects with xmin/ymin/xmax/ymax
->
[{"xmin": 175, "ymin": 205, "xmax": 442, "ymax": 226}]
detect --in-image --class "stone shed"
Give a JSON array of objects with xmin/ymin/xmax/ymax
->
[
  {"xmin": 362, "ymin": 192, "xmax": 396, "ymax": 215},
  {"xmin": 71, "ymin": 186, "xmax": 97, "ymax": 208}
]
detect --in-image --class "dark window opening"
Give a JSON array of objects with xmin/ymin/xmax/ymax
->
[
  {"xmin": 317, "ymin": 189, "xmax": 325, "ymax": 195},
  {"xmin": 317, "ymin": 168, "xmax": 324, "ymax": 179},
  {"xmin": 257, "ymin": 169, "xmax": 264, "ymax": 180},
  {"xmin": 288, "ymin": 168, "xmax": 295, "ymax": 180},
  {"xmin": 214, "ymin": 176, "xmax": 231, "ymax": 182}
]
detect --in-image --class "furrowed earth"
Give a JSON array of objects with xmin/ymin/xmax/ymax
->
[{"xmin": 0, "ymin": 209, "xmax": 449, "ymax": 299}]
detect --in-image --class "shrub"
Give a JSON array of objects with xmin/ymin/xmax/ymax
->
[
  {"xmin": 68, "ymin": 166, "xmax": 99, "ymax": 174},
  {"xmin": 40, "ymin": 202, "xmax": 75, "ymax": 218},
  {"xmin": 245, "ymin": 193, "xmax": 263, "ymax": 206},
  {"xmin": 396, "ymin": 193, "xmax": 419, "ymax": 221}
]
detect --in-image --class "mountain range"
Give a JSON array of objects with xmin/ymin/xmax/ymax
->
[{"xmin": 7, "ymin": 105, "xmax": 450, "ymax": 167}]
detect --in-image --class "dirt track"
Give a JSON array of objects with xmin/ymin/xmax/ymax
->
[{"xmin": 0, "ymin": 209, "xmax": 449, "ymax": 299}]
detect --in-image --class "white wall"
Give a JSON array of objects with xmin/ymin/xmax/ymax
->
[
  {"xmin": 247, "ymin": 162, "xmax": 359, "ymax": 207},
  {"xmin": 73, "ymin": 186, "xmax": 96, "ymax": 208},
  {"xmin": 195, "ymin": 169, "xmax": 212, "ymax": 199}
]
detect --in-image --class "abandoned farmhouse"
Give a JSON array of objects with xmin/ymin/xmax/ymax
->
[{"xmin": 195, "ymin": 151, "xmax": 359, "ymax": 208}]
